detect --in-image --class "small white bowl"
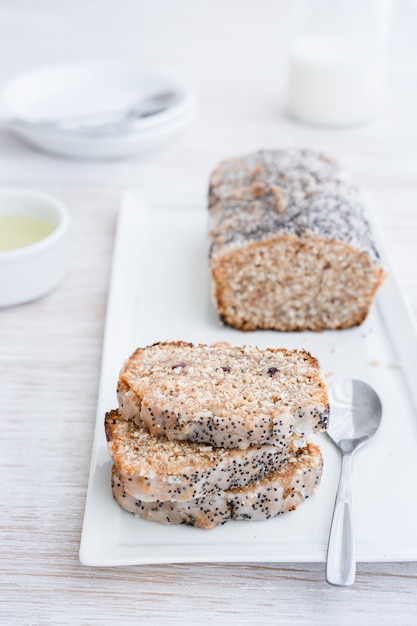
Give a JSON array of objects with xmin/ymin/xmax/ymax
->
[
  {"xmin": 0, "ymin": 189, "xmax": 70, "ymax": 307},
  {"xmin": 0, "ymin": 62, "xmax": 195, "ymax": 159}
]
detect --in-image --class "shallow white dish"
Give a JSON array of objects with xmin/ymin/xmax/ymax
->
[
  {"xmin": 0, "ymin": 63, "xmax": 194, "ymax": 159},
  {"xmin": 79, "ymin": 188, "xmax": 417, "ymax": 566},
  {"xmin": 0, "ymin": 188, "xmax": 69, "ymax": 307}
]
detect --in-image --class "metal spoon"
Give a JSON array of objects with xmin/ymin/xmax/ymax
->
[{"xmin": 326, "ymin": 379, "xmax": 383, "ymax": 587}]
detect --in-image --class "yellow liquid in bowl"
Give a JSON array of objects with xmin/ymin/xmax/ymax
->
[{"xmin": 0, "ymin": 214, "xmax": 55, "ymax": 251}]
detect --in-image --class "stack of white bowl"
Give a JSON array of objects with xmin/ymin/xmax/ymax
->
[{"xmin": 0, "ymin": 62, "xmax": 195, "ymax": 159}]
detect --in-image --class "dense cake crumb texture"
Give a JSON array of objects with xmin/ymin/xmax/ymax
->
[{"xmin": 117, "ymin": 341, "xmax": 329, "ymax": 449}]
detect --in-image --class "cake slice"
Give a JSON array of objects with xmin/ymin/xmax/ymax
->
[
  {"xmin": 208, "ymin": 148, "xmax": 386, "ymax": 331},
  {"xmin": 117, "ymin": 341, "xmax": 328, "ymax": 450},
  {"xmin": 111, "ymin": 443, "xmax": 323, "ymax": 528},
  {"xmin": 106, "ymin": 409, "xmax": 304, "ymax": 502}
]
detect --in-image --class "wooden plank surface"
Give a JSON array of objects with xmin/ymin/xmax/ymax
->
[{"xmin": 1, "ymin": 1, "xmax": 417, "ymax": 624}]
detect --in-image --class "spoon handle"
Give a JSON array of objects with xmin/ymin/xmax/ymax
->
[{"xmin": 326, "ymin": 452, "xmax": 356, "ymax": 586}]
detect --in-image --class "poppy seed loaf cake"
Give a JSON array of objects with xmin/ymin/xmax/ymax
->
[
  {"xmin": 111, "ymin": 443, "xmax": 323, "ymax": 528},
  {"xmin": 117, "ymin": 341, "xmax": 328, "ymax": 450},
  {"xmin": 106, "ymin": 409, "xmax": 304, "ymax": 502},
  {"xmin": 209, "ymin": 148, "xmax": 386, "ymax": 331}
]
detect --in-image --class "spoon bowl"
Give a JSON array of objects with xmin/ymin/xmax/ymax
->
[
  {"xmin": 328, "ymin": 379, "xmax": 382, "ymax": 453},
  {"xmin": 326, "ymin": 379, "xmax": 383, "ymax": 586}
]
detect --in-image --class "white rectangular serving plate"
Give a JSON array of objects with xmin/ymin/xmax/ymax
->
[{"xmin": 80, "ymin": 188, "xmax": 417, "ymax": 567}]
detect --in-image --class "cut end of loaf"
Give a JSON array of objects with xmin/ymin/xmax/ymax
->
[{"xmin": 211, "ymin": 234, "xmax": 386, "ymax": 332}]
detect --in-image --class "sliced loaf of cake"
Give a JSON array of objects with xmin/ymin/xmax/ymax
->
[
  {"xmin": 106, "ymin": 409, "xmax": 304, "ymax": 502},
  {"xmin": 111, "ymin": 443, "xmax": 323, "ymax": 528},
  {"xmin": 117, "ymin": 341, "xmax": 329, "ymax": 450},
  {"xmin": 209, "ymin": 148, "xmax": 386, "ymax": 331}
]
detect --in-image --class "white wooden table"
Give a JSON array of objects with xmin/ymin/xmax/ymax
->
[{"xmin": 1, "ymin": 1, "xmax": 417, "ymax": 624}]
